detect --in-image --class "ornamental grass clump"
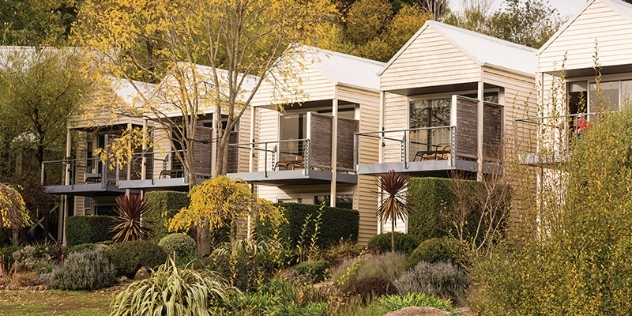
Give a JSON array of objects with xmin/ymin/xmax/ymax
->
[{"xmin": 110, "ymin": 258, "xmax": 232, "ymax": 316}]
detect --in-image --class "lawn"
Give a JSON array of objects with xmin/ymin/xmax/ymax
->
[{"xmin": 0, "ymin": 290, "xmax": 112, "ymax": 315}]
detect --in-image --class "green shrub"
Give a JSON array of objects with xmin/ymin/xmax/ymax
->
[
  {"xmin": 332, "ymin": 253, "xmax": 408, "ymax": 288},
  {"xmin": 0, "ymin": 245, "xmax": 21, "ymax": 271},
  {"xmin": 111, "ymin": 258, "xmax": 231, "ymax": 316},
  {"xmin": 394, "ymin": 261, "xmax": 471, "ymax": 304},
  {"xmin": 407, "ymin": 177, "xmax": 509, "ymax": 246},
  {"xmin": 65, "ymin": 215, "xmax": 114, "ymax": 247},
  {"xmin": 12, "ymin": 246, "xmax": 49, "ymax": 273},
  {"xmin": 407, "ymin": 178, "xmax": 454, "ymax": 242},
  {"xmin": 367, "ymin": 232, "xmax": 420, "ymax": 255},
  {"xmin": 144, "ymin": 191, "xmax": 189, "ymax": 242},
  {"xmin": 202, "ymin": 251, "xmax": 272, "ymax": 293},
  {"xmin": 292, "ymin": 260, "xmax": 330, "ymax": 283},
  {"xmin": 262, "ymin": 203, "xmax": 359, "ymax": 248},
  {"xmin": 104, "ymin": 240, "xmax": 167, "ymax": 277},
  {"xmin": 379, "ymin": 292, "xmax": 458, "ymax": 314},
  {"xmin": 158, "ymin": 233, "xmax": 197, "ymax": 259},
  {"xmin": 342, "ymin": 277, "xmax": 398, "ymax": 303},
  {"xmin": 49, "ymin": 245, "xmax": 116, "ymax": 290},
  {"xmin": 67, "ymin": 243, "xmax": 95, "ymax": 253},
  {"xmin": 408, "ymin": 237, "xmax": 467, "ymax": 268}
]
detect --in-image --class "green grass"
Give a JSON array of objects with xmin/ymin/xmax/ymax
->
[{"xmin": 0, "ymin": 290, "xmax": 112, "ymax": 315}]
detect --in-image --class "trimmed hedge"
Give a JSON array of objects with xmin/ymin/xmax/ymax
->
[
  {"xmin": 144, "ymin": 191, "xmax": 190, "ymax": 242},
  {"xmin": 367, "ymin": 232, "xmax": 420, "ymax": 255},
  {"xmin": 264, "ymin": 203, "xmax": 359, "ymax": 248},
  {"xmin": 407, "ymin": 178, "xmax": 454, "ymax": 242},
  {"xmin": 65, "ymin": 216, "xmax": 114, "ymax": 247},
  {"xmin": 407, "ymin": 177, "xmax": 509, "ymax": 244}
]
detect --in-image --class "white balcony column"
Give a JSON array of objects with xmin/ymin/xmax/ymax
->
[
  {"xmin": 141, "ymin": 119, "xmax": 147, "ymax": 180},
  {"xmin": 477, "ymin": 76, "xmax": 484, "ymax": 181},
  {"xmin": 127, "ymin": 123, "xmax": 132, "ymax": 183},
  {"xmin": 60, "ymin": 128, "xmax": 72, "ymax": 245},
  {"xmin": 211, "ymin": 113, "xmax": 219, "ymax": 176},
  {"xmin": 379, "ymin": 91, "xmax": 385, "ymax": 164},
  {"xmin": 330, "ymin": 93, "xmax": 339, "ymax": 208},
  {"xmin": 249, "ymin": 106, "xmax": 255, "ymax": 173}
]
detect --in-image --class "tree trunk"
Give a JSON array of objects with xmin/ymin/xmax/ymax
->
[
  {"xmin": 197, "ymin": 222, "xmax": 211, "ymax": 255},
  {"xmin": 391, "ymin": 220, "xmax": 395, "ymax": 253},
  {"xmin": 11, "ymin": 228, "xmax": 19, "ymax": 246}
]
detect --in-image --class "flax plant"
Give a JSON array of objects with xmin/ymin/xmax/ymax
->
[{"xmin": 110, "ymin": 258, "xmax": 233, "ymax": 316}]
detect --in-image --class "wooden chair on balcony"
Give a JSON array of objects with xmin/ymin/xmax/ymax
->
[
  {"xmin": 159, "ymin": 155, "xmax": 185, "ymax": 178},
  {"xmin": 275, "ymin": 155, "xmax": 304, "ymax": 170},
  {"xmin": 83, "ymin": 172, "xmax": 102, "ymax": 184}
]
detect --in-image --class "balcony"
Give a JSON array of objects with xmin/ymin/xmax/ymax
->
[
  {"xmin": 514, "ymin": 113, "xmax": 594, "ymax": 168},
  {"xmin": 41, "ymin": 157, "xmax": 132, "ymax": 196},
  {"xmin": 228, "ymin": 113, "xmax": 358, "ymax": 185},
  {"xmin": 356, "ymin": 96, "xmax": 503, "ymax": 176}
]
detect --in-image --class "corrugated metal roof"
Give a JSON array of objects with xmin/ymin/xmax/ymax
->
[
  {"xmin": 112, "ymin": 78, "xmax": 156, "ymax": 107},
  {"xmin": 300, "ymin": 45, "xmax": 384, "ymax": 91},
  {"xmin": 429, "ymin": 21, "xmax": 537, "ymax": 76}
]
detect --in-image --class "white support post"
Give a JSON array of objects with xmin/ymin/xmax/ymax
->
[
  {"xmin": 249, "ymin": 106, "xmax": 255, "ymax": 173},
  {"xmin": 60, "ymin": 129, "xmax": 72, "ymax": 246},
  {"xmin": 330, "ymin": 93, "xmax": 339, "ymax": 208},
  {"xmin": 477, "ymin": 76, "xmax": 485, "ymax": 181}
]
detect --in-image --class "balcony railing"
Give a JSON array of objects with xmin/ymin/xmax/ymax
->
[
  {"xmin": 355, "ymin": 126, "xmax": 459, "ymax": 169},
  {"xmin": 514, "ymin": 113, "xmax": 596, "ymax": 167}
]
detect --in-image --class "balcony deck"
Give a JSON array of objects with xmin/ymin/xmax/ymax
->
[
  {"xmin": 514, "ymin": 113, "xmax": 594, "ymax": 169},
  {"xmin": 228, "ymin": 113, "xmax": 359, "ymax": 186}
]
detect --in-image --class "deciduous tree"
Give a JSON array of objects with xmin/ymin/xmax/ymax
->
[
  {"xmin": 168, "ymin": 176, "xmax": 279, "ymax": 254},
  {"xmin": 444, "ymin": 0, "xmax": 563, "ymax": 48},
  {"xmin": 0, "ymin": 183, "xmax": 31, "ymax": 245},
  {"xmin": 73, "ymin": 0, "xmax": 338, "ymax": 190}
]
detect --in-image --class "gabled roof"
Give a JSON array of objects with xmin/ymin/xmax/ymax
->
[
  {"xmin": 380, "ymin": 20, "xmax": 538, "ymax": 77},
  {"xmin": 156, "ymin": 62, "xmax": 259, "ymax": 104},
  {"xmin": 299, "ymin": 45, "xmax": 384, "ymax": 91},
  {"xmin": 112, "ymin": 78, "xmax": 156, "ymax": 107},
  {"xmin": 538, "ymin": 0, "xmax": 632, "ymax": 54}
]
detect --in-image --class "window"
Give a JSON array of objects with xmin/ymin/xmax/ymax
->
[
  {"xmin": 568, "ymin": 79, "xmax": 632, "ymax": 113},
  {"xmin": 314, "ymin": 195, "xmax": 353, "ymax": 209},
  {"xmin": 409, "ymin": 99, "xmax": 451, "ymax": 154}
]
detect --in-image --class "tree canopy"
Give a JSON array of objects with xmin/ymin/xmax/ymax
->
[
  {"xmin": 444, "ymin": 0, "xmax": 563, "ymax": 48},
  {"xmin": 73, "ymin": 0, "xmax": 338, "ymax": 188}
]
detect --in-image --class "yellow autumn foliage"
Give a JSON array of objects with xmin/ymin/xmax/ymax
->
[
  {"xmin": 0, "ymin": 183, "xmax": 31, "ymax": 229},
  {"xmin": 168, "ymin": 176, "xmax": 280, "ymax": 243}
]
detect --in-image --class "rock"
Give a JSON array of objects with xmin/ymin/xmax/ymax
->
[
  {"xmin": 134, "ymin": 267, "xmax": 151, "ymax": 280},
  {"xmin": 117, "ymin": 275, "xmax": 129, "ymax": 283},
  {"xmin": 384, "ymin": 306, "xmax": 453, "ymax": 316}
]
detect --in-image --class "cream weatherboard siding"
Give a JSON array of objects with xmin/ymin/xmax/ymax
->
[
  {"xmin": 337, "ymin": 85, "xmax": 380, "ymax": 246},
  {"xmin": 539, "ymin": 0, "xmax": 632, "ymax": 73},
  {"xmin": 482, "ymin": 66, "xmax": 538, "ymax": 231},
  {"xmin": 251, "ymin": 62, "xmax": 334, "ymax": 108},
  {"xmin": 381, "ymin": 27, "xmax": 480, "ymax": 92},
  {"xmin": 382, "ymin": 93, "xmax": 410, "ymax": 163}
]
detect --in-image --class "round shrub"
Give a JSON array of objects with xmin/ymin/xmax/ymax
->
[
  {"xmin": 332, "ymin": 252, "xmax": 408, "ymax": 288},
  {"xmin": 367, "ymin": 232, "xmax": 420, "ymax": 255},
  {"xmin": 104, "ymin": 240, "xmax": 167, "ymax": 277},
  {"xmin": 341, "ymin": 277, "xmax": 398, "ymax": 303},
  {"xmin": 291, "ymin": 260, "xmax": 330, "ymax": 283},
  {"xmin": 50, "ymin": 245, "xmax": 117, "ymax": 290},
  {"xmin": 68, "ymin": 243, "xmax": 96, "ymax": 253},
  {"xmin": 408, "ymin": 237, "xmax": 467, "ymax": 268},
  {"xmin": 394, "ymin": 261, "xmax": 471, "ymax": 304},
  {"xmin": 158, "ymin": 233, "xmax": 197, "ymax": 259}
]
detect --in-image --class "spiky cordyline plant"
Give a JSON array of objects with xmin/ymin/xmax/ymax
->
[
  {"xmin": 111, "ymin": 194, "xmax": 152, "ymax": 242},
  {"xmin": 377, "ymin": 170, "xmax": 410, "ymax": 253}
]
